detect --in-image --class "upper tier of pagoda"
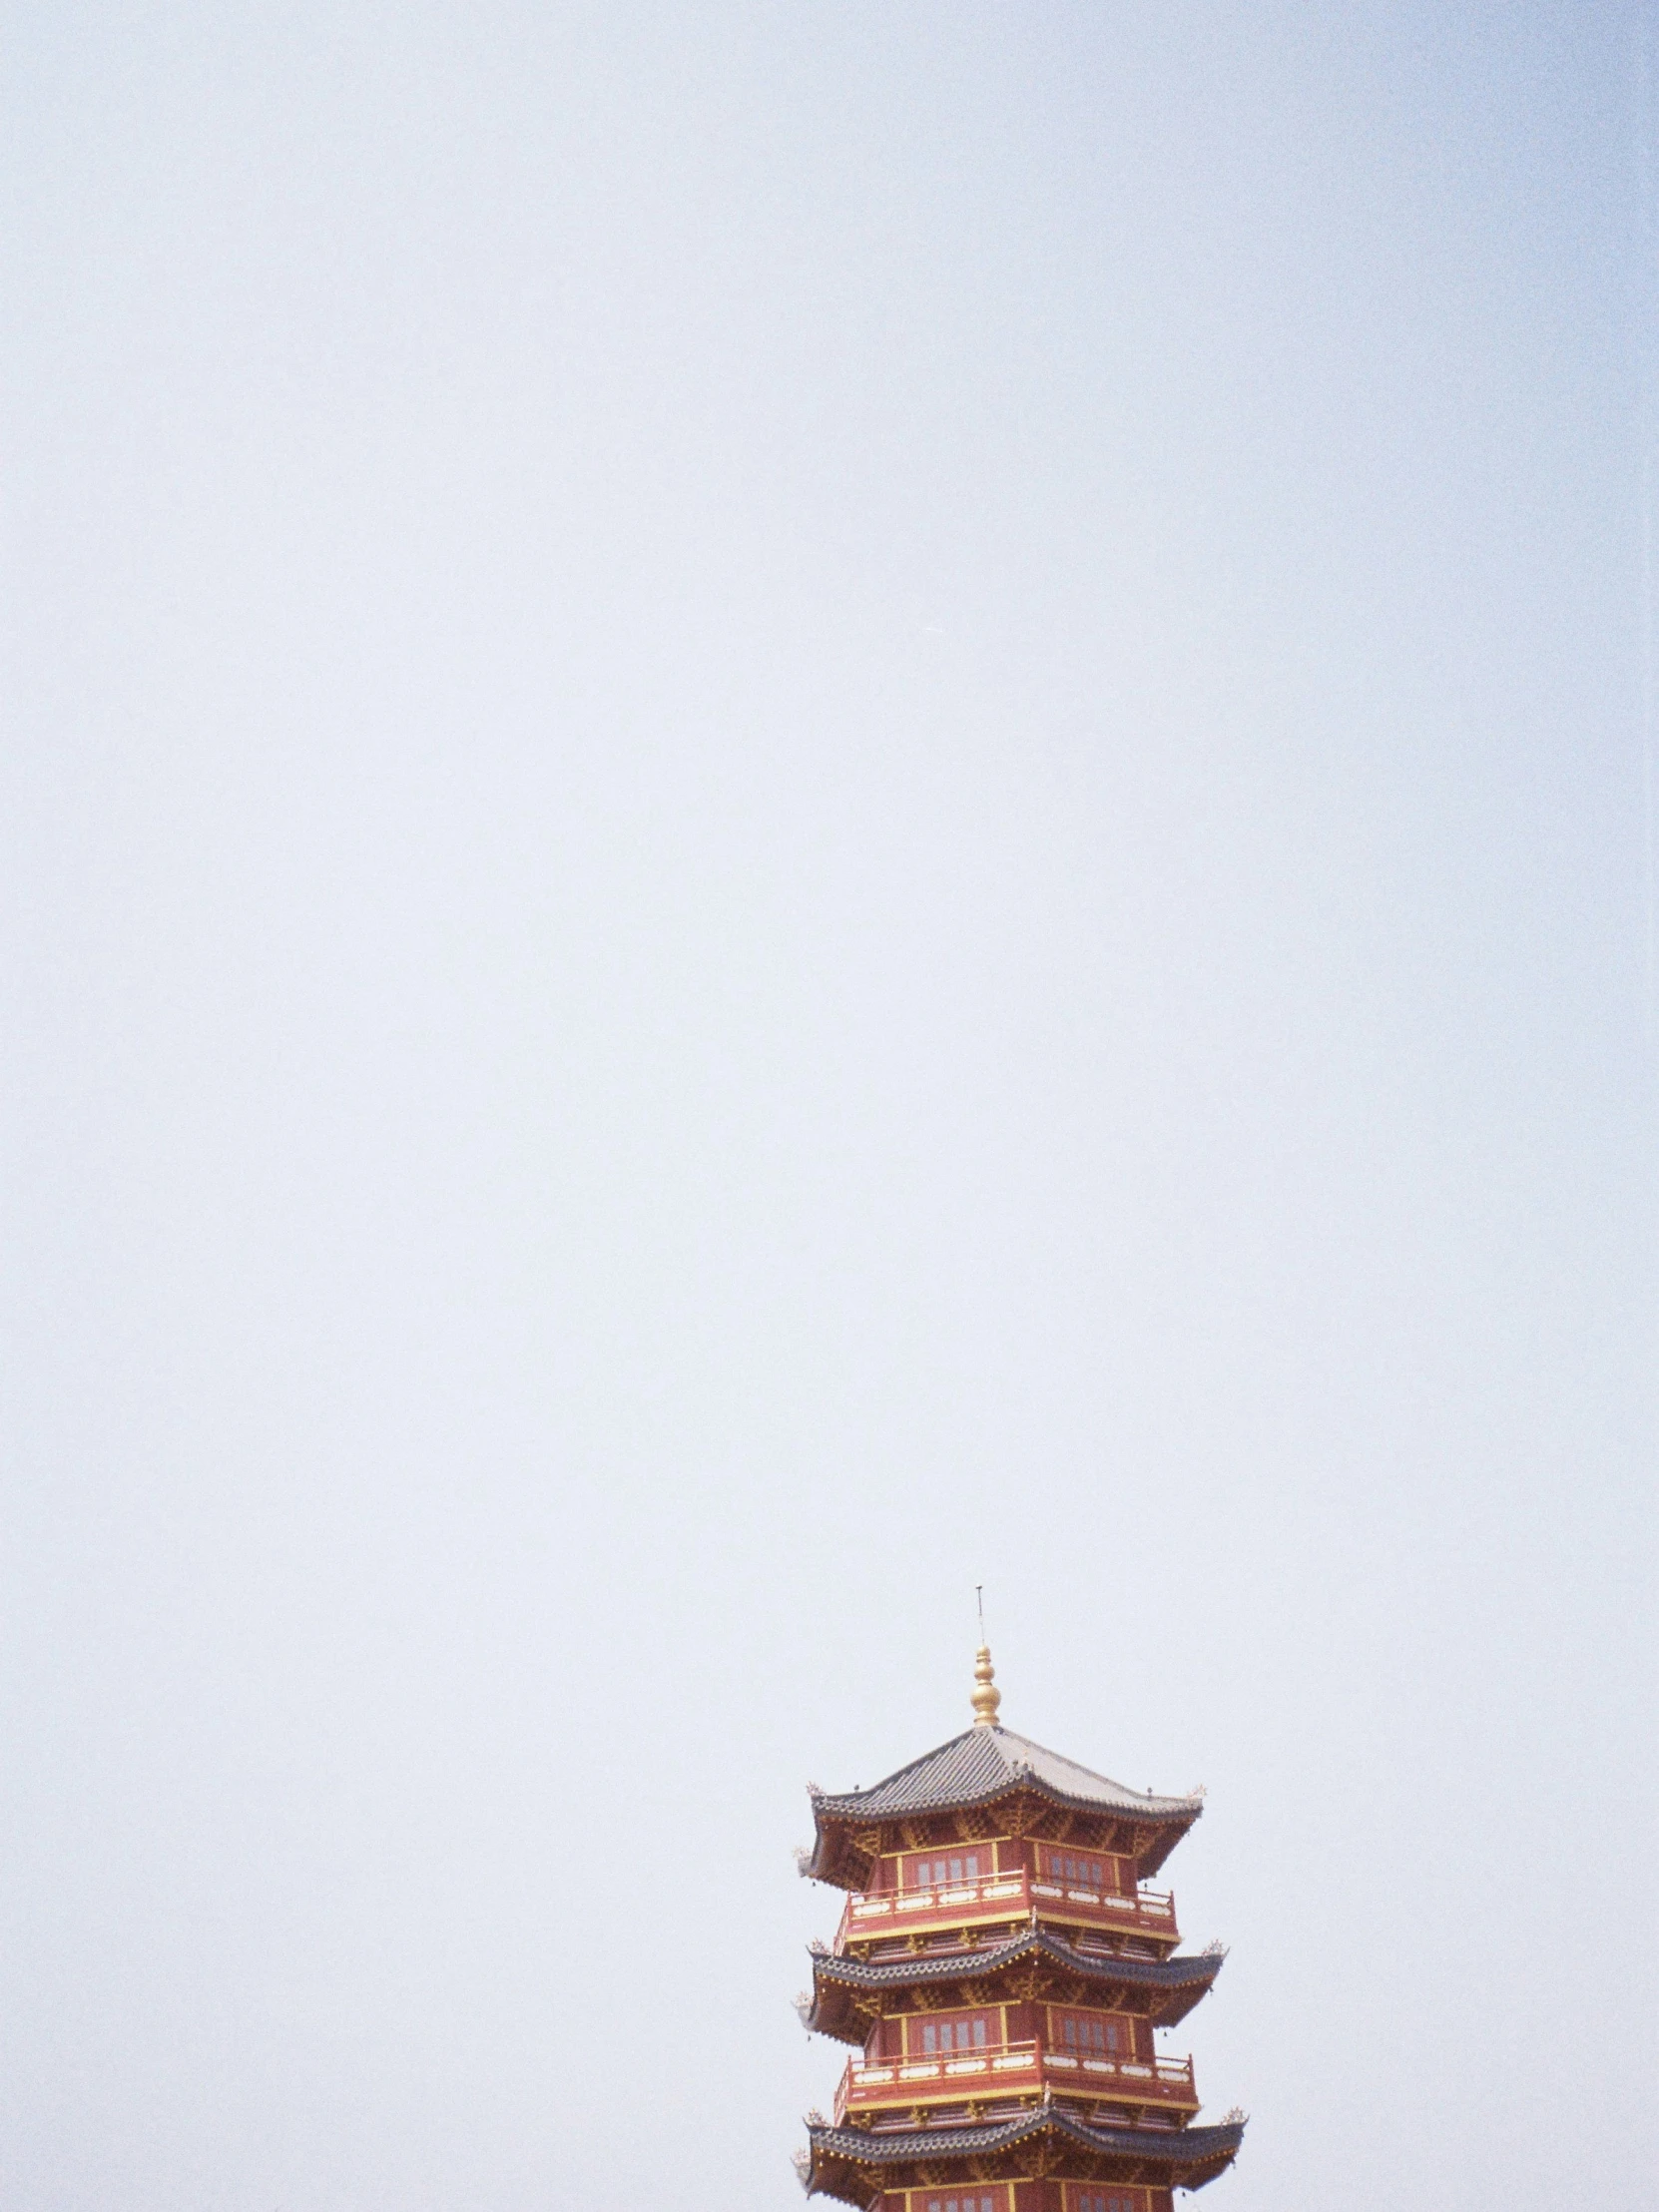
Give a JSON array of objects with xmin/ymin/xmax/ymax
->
[{"xmin": 805, "ymin": 1721, "xmax": 1204, "ymax": 1890}]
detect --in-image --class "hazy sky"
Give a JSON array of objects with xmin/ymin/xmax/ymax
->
[{"xmin": 3, "ymin": 5, "xmax": 1655, "ymax": 2209}]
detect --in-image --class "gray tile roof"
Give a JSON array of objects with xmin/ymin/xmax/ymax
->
[
  {"xmin": 806, "ymin": 2110, "xmax": 1245, "ymax": 2162},
  {"xmin": 812, "ymin": 1726, "xmax": 1203, "ymax": 1822},
  {"xmin": 802, "ymin": 1927, "xmax": 1222, "ymax": 2041},
  {"xmin": 802, "ymin": 2107, "xmax": 1245, "ymax": 2196},
  {"xmin": 812, "ymin": 1927, "xmax": 1223, "ymax": 1997}
]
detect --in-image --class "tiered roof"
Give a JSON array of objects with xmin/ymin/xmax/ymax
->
[
  {"xmin": 814, "ymin": 1725, "xmax": 1202, "ymax": 1822},
  {"xmin": 803, "ymin": 2108, "xmax": 1247, "ymax": 2206},
  {"xmin": 805, "ymin": 1724, "xmax": 1203, "ymax": 1887},
  {"xmin": 802, "ymin": 1926, "xmax": 1224, "ymax": 2042}
]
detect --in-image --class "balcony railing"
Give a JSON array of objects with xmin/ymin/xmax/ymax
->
[
  {"xmin": 834, "ymin": 1867, "xmax": 1178, "ymax": 1952},
  {"xmin": 832, "ymin": 2038, "xmax": 1198, "ymax": 2124}
]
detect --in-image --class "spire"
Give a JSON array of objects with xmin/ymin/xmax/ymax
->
[
  {"xmin": 970, "ymin": 1644, "xmax": 1001, "ymax": 1727},
  {"xmin": 971, "ymin": 1584, "xmax": 1001, "ymax": 1726}
]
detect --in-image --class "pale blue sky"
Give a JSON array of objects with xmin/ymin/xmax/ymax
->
[{"xmin": 2, "ymin": 6, "xmax": 1654, "ymax": 2209}]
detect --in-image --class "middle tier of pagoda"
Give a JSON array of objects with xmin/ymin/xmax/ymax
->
[
  {"xmin": 806, "ymin": 1927, "xmax": 1222, "ymax": 2121},
  {"xmin": 804, "ymin": 1881, "xmax": 1223, "ymax": 2135}
]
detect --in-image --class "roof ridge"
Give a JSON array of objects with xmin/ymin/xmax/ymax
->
[
  {"xmin": 986, "ymin": 1723, "xmax": 1134, "ymax": 1793},
  {"xmin": 815, "ymin": 1724, "xmax": 985, "ymax": 1805},
  {"xmin": 813, "ymin": 1720, "xmax": 1202, "ymax": 1822}
]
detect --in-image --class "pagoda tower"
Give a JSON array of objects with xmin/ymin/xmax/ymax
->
[{"xmin": 796, "ymin": 1648, "xmax": 1246, "ymax": 2212}]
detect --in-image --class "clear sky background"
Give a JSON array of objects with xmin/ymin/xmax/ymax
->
[{"xmin": 3, "ymin": 5, "xmax": 1655, "ymax": 2208}]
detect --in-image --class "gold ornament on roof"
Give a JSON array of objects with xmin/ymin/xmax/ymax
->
[{"xmin": 970, "ymin": 1643, "xmax": 1001, "ymax": 1727}]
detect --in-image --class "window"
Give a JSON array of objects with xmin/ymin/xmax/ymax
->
[
  {"xmin": 1043, "ymin": 1848, "xmax": 1113, "ymax": 1889},
  {"xmin": 1075, "ymin": 2194, "xmax": 1139, "ymax": 2212},
  {"xmin": 908, "ymin": 1850, "xmax": 983, "ymax": 1887},
  {"xmin": 1055, "ymin": 2009, "xmax": 1130, "ymax": 2056},
  {"xmin": 924, "ymin": 2198, "xmax": 998, "ymax": 2212},
  {"xmin": 917, "ymin": 2012, "xmax": 992, "ymax": 2055}
]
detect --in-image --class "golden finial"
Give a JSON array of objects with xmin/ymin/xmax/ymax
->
[
  {"xmin": 971, "ymin": 1645, "xmax": 1001, "ymax": 1726},
  {"xmin": 971, "ymin": 1586, "xmax": 1001, "ymax": 1727}
]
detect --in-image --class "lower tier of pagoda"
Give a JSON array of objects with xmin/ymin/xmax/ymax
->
[{"xmin": 802, "ymin": 2107, "xmax": 1246, "ymax": 2208}]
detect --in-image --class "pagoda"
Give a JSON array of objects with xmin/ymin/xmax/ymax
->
[{"xmin": 796, "ymin": 1647, "xmax": 1246, "ymax": 2212}]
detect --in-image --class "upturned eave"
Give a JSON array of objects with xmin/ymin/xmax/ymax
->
[
  {"xmin": 800, "ymin": 2107, "xmax": 1246, "ymax": 2204},
  {"xmin": 804, "ymin": 1928, "xmax": 1225, "ymax": 2043},
  {"xmin": 805, "ymin": 1727, "xmax": 1203, "ymax": 1891}
]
